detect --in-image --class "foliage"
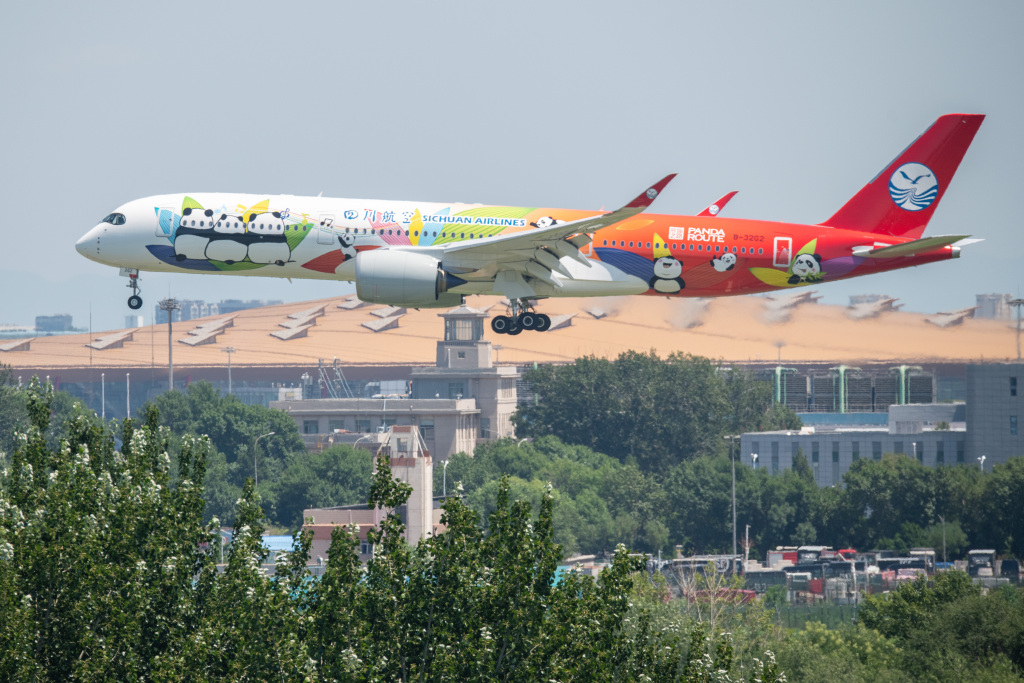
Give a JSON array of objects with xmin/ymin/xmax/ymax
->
[
  {"xmin": 3, "ymin": 381, "xmax": 785, "ymax": 680},
  {"xmin": 859, "ymin": 571, "xmax": 1024, "ymax": 680},
  {"xmin": 514, "ymin": 351, "xmax": 800, "ymax": 473}
]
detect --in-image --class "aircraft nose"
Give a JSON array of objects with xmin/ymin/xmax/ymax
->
[{"xmin": 76, "ymin": 226, "xmax": 101, "ymax": 261}]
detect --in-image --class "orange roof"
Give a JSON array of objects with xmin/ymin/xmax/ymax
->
[{"xmin": 2, "ymin": 294, "xmax": 1017, "ymax": 371}]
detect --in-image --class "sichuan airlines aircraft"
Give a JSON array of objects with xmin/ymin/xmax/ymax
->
[{"xmin": 77, "ymin": 114, "xmax": 983, "ymax": 335}]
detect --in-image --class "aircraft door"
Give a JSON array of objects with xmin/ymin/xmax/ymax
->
[
  {"xmin": 317, "ymin": 214, "xmax": 335, "ymax": 245},
  {"xmin": 773, "ymin": 237, "xmax": 792, "ymax": 268}
]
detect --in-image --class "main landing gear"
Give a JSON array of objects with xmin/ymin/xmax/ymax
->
[
  {"xmin": 126, "ymin": 270, "xmax": 143, "ymax": 310},
  {"xmin": 490, "ymin": 299, "xmax": 552, "ymax": 335}
]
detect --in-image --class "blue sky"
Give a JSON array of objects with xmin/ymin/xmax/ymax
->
[{"xmin": 3, "ymin": 1, "xmax": 1021, "ymax": 332}]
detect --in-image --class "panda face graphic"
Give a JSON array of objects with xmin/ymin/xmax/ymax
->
[
  {"xmin": 653, "ymin": 256, "xmax": 683, "ymax": 279},
  {"xmin": 788, "ymin": 253, "xmax": 823, "ymax": 284},
  {"xmin": 649, "ymin": 256, "xmax": 686, "ymax": 294},
  {"xmin": 530, "ymin": 216, "xmax": 564, "ymax": 230},
  {"xmin": 711, "ymin": 252, "xmax": 737, "ymax": 272}
]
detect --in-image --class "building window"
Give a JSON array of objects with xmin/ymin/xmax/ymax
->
[
  {"xmin": 791, "ymin": 442, "xmax": 799, "ymax": 459},
  {"xmin": 894, "ymin": 441, "xmax": 904, "ymax": 455},
  {"xmin": 356, "ymin": 419, "xmax": 371, "ymax": 433},
  {"xmin": 448, "ymin": 382, "xmax": 464, "ymax": 399},
  {"xmin": 914, "ymin": 441, "xmax": 923, "ymax": 462},
  {"xmin": 457, "ymin": 351, "xmax": 466, "ymax": 359},
  {"xmin": 419, "ymin": 419, "xmax": 434, "ymax": 440},
  {"xmin": 328, "ymin": 419, "xmax": 345, "ymax": 432},
  {"xmin": 1012, "ymin": 377, "xmax": 1018, "ymax": 397},
  {"xmin": 936, "ymin": 441, "xmax": 945, "ymax": 465},
  {"xmin": 1012, "ymin": 415, "xmax": 1018, "ymax": 436},
  {"xmin": 872, "ymin": 441, "xmax": 882, "ymax": 461},
  {"xmin": 360, "ymin": 542, "xmax": 374, "ymax": 556},
  {"xmin": 480, "ymin": 417, "xmax": 491, "ymax": 439},
  {"xmin": 852, "ymin": 441, "xmax": 860, "ymax": 460},
  {"xmin": 303, "ymin": 420, "xmax": 319, "ymax": 434},
  {"xmin": 956, "ymin": 440, "xmax": 965, "ymax": 463},
  {"xmin": 751, "ymin": 441, "xmax": 759, "ymax": 458},
  {"xmin": 383, "ymin": 418, "xmax": 397, "ymax": 429},
  {"xmin": 811, "ymin": 442, "xmax": 819, "ymax": 480},
  {"xmin": 771, "ymin": 442, "xmax": 779, "ymax": 459},
  {"xmin": 771, "ymin": 453, "xmax": 779, "ymax": 474}
]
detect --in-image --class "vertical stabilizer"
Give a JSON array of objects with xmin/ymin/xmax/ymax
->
[{"xmin": 821, "ymin": 114, "xmax": 984, "ymax": 238}]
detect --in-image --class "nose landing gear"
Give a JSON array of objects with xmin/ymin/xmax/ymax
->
[
  {"xmin": 124, "ymin": 269, "xmax": 143, "ymax": 310},
  {"xmin": 490, "ymin": 299, "xmax": 552, "ymax": 335}
]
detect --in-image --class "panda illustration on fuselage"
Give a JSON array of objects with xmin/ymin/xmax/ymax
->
[
  {"xmin": 710, "ymin": 252, "xmax": 737, "ymax": 273},
  {"xmin": 530, "ymin": 216, "xmax": 566, "ymax": 229},
  {"xmin": 204, "ymin": 213, "xmax": 248, "ymax": 264},
  {"xmin": 649, "ymin": 256, "xmax": 686, "ymax": 294},
  {"xmin": 174, "ymin": 207, "xmax": 216, "ymax": 261},
  {"xmin": 788, "ymin": 253, "xmax": 823, "ymax": 284},
  {"xmin": 246, "ymin": 211, "xmax": 292, "ymax": 265},
  {"xmin": 337, "ymin": 232, "xmax": 357, "ymax": 261}
]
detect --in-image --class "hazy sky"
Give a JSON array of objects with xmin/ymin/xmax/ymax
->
[{"xmin": 3, "ymin": 1, "xmax": 1021, "ymax": 332}]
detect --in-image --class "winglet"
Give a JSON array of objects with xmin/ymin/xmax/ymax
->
[
  {"xmin": 697, "ymin": 191, "xmax": 738, "ymax": 217},
  {"xmin": 624, "ymin": 174, "xmax": 677, "ymax": 209}
]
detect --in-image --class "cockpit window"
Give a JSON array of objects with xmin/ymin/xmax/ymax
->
[{"xmin": 101, "ymin": 213, "xmax": 126, "ymax": 225}]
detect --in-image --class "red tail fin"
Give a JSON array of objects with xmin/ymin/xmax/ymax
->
[{"xmin": 821, "ymin": 114, "xmax": 984, "ymax": 239}]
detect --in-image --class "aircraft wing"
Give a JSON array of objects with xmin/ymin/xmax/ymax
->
[
  {"xmin": 852, "ymin": 234, "xmax": 970, "ymax": 258},
  {"xmin": 437, "ymin": 174, "xmax": 676, "ymax": 290},
  {"xmin": 696, "ymin": 191, "xmax": 738, "ymax": 217}
]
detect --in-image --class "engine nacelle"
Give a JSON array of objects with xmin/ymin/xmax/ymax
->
[{"xmin": 355, "ymin": 249, "xmax": 464, "ymax": 308}]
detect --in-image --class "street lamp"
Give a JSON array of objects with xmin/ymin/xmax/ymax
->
[
  {"xmin": 254, "ymin": 431, "xmax": 275, "ymax": 487},
  {"xmin": 978, "ymin": 455, "xmax": 986, "ymax": 472},
  {"xmin": 751, "ymin": 453, "xmax": 759, "ymax": 469},
  {"xmin": 442, "ymin": 460, "xmax": 450, "ymax": 498}
]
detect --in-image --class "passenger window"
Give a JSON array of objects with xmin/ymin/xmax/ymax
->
[
  {"xmin": 646, "ymin": 242, "xmax": 651, "ymax": 248},
  {"xmin": 672, "ymin": 243, "xmax": 677, "ymax": 250}
]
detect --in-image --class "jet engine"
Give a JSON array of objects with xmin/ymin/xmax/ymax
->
[{"xmin": 355, "ymin": 250, "xmax": 465, "ymax": 308}]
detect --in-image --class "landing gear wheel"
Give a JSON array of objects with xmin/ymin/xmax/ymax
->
[
  {"xmin": 128, "ymin": 295, "xmax": 143, "ymax": 310},
  {"xmin": 491, "ymin": 316, "xmax": 511, "ymax": 334},
  {"xmin": 519, "ymin": 312, "xmax": 537, "ymax": 330},
  {"xmin": 534, "ymin": 313, "xmax": 551, "ymax": 332},
  {"xmin": 507, "ymin": 323, "xmax": 523, "ymax": 336}
]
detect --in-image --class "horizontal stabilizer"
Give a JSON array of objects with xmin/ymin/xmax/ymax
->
[{"xmin": 852, "ymin": 234, "xmax": 970, "ymax": 258}]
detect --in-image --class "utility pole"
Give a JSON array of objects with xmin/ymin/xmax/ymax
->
[
  {"xmin": 223, "ymin": 347, "xmax": 236, "ymax": 394},
  {"xmin": 158, "ymin": 298, "xmax": 180, "ymax": 392},
  {"xmin": 126, "ymin": 372, "xmax": 130, "ymax": 418},
  {"xmin": 101, "ymin": 372, "xmax": 105, "ymax": 420}
]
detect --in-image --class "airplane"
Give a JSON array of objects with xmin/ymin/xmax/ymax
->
[{"xmin": 76, "ymin": 114, "xmax": 983, "ymax": 336}]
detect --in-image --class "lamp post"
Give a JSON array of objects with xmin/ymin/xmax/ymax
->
[
  {"xmin": 158, "ymin": 298, "xmax": 180, "ymax": 391},
  {"xmin": 254, "ymin": 431, "xmax": 275, "ymax": 487},
  {"xmin": 978, "ymin": 455, "xmax": 986, "ymax": 472},
  {"xmin": 751, "ymin": 453, "xmax": 759, "ymax": 470},
  {"xmin": 442, "ymin": 460, "xmax": 450, "ymax": 498},
  {"xmin": 724, "ymin": 435, "xmax": 739, "ymax": 557}
]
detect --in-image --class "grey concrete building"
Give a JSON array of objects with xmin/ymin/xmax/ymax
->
[
  {"xmin": 740, "ymin": 403, "xmax": 967, "ymax": 487},
  {"xmin": 271, "ymin": 305, "xmax": 518, "ymax": 460},
  {"xmin": 966, "ymin": 363, "xmax": 1024, "ymax": 467}
]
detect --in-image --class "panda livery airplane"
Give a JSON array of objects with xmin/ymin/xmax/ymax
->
[{"xmin": 77, "ymin": 114, "xmax": 983, "ymax": 335}]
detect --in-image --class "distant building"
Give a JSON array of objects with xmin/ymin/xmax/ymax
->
[
  {"xmin": 743, "ymin": 362, "xmax": 1024, "ymax": 484},
  {"xmin": 271, "ymin": 305, "xmax": 518, "ymax": 459},
  {"xmin": 35, "ymin": 314, "xmax": 74, "ymax": 332},
  {"xmin": 966, "ymin": 363, "xmax": 1023, "ymax": 468},
  {"xmin": 302, "ymin": 426, "xmax": 442, "ymax": 563},
  {"xmin": 740, "ymin": 402, "xmax": 967, "ymax": 486},
  {"xmin": 976, "ymin": 294, "xmax": 1012, "ymax": 320}
]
